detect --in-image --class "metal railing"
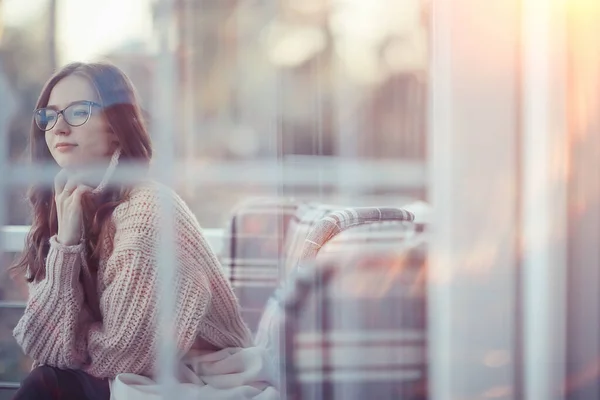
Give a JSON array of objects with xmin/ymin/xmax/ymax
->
[
  {"xmin": 1, "ymin": 225, "xmax": 224, "ymax": 255},
  {"xmin": 0, "ymin": 226, "xmax": 225, "ymax": 312}
]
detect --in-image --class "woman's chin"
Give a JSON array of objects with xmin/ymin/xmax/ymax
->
[
  {"xmin": 54, "ymin": 156, "xmax": 83, "ymax": 171},
  {"xmin": 55, "ymin": 154, "xmax": 102, "ymax": 170}
]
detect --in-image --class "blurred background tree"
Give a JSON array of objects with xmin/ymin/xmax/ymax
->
[{"xmin": 171, "ymin": 0, "xmax": 427, "ymax": 160}]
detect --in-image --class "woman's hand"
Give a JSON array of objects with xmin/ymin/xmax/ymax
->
[{"xmin": 54, "ymin": 170, "xmax": 94, "ymax": 246}]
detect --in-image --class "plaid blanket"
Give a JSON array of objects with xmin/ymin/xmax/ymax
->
[
  {"xmin": 255, "ymin": 212, "xmax": 427, "ymax": 396},
  {"xmin": 282, "ymin": 202, "xmax": 346, "ymax": 275},
  {"xmin": 286, "ymin": 206, "xmax": 415, "ymax": 273},
  {"xmin": 220, "ymin": 197, "xmax": 301, "ymax": 332},
  {"xmin": 222, "ymin": 199, "xmax": 420, "ymax": 336},
  {"xmin": 317, "ymin": 220, "xmax": 422, "ymax": 261},
  {"xmin": 283, "ymin": 242, "xmax": 428, "ymax": 400}
]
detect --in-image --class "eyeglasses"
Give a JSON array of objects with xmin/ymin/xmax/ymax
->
[{"xmin": 34, "ymin": 100, "xmax": 102, "ymax": 131}]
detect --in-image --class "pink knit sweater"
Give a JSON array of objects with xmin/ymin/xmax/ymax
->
[{"xmin": 13, "ymin": 181, "xmax": 253, "ymax": 379}]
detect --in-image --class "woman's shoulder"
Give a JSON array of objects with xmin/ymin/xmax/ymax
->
[{"xmin": 112, "ymin": 179, "xmax": 196, "ymax": 227}]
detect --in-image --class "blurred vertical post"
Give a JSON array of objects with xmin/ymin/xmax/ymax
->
[
  {"xmin": 49, "ymin": 0, "xmax": 57, "ymax": 70},
  {"xmin": 0, "ymin": 0, "xmax": 3, "ymax": 41},
  {"xmin": 0, "ymin": 75, "xmax": 5, "ymax": 258},
  {"xmin": 0, "ymin": 28, "xmax": 16, "ymax": 261},
  {"xmin": 521, "ymin": 0, "xmax": 568, "ymax": 399},
  {"xmin": 152, "ymin": 0, "xmax": 180, "ymax": 397},
  {"xmin": 260, "ymin": 1, "xmax": 286, "ymax": 394},
  {"xmin": 428, "ymin": 0, "xmax": 521, "ymax": 398},
  {"xmin": 565, "ymin": 1, "xmax": 600, "ymax": 399},
  {"xmin": 181, "ymin": 0, "xmax": 195, "ymax": 198},
  {"xmin": 333, "ymin": 59, "xmax": 362, "ymax": 202}
]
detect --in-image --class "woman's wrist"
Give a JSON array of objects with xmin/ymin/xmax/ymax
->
[
  {"xmin": 46, "ymin": 236, "xmax": 85, "ymax": 289},
  {"xmin": 56, "ymin": 234, "xmax": 80, "ymax": 246},
  {"xmin": 50, "ymin": 235, "xmax": 85, "ymax": 253}
]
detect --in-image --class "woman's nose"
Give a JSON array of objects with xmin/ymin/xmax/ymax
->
[{"xmin": 51, "ymin": 114, "xmax": 70, "ymax": 135}]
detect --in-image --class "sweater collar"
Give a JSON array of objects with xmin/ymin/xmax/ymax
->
[{"xmin": 91, "ymin": 147, "xmax": 121, "ymax": 195}]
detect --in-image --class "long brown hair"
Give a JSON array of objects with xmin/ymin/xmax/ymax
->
[{"xmin": 10, "ymin": 62, "xmax": 153, "ymax": 282}]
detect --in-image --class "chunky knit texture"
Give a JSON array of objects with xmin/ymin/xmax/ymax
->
[{"xmin": 13, "ymin": 180, "xmax": 253, "ymax": 379}]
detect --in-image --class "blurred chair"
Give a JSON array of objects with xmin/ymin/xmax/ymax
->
[
  {"xmin": 291, "ymin": 206, "xmax": 415, "ymax": 270},
  {"xmin": 220, "ymin": 197, "xmax": 301, "ymax": 332},
  {"xmin": 282, "ymin": 202, "xmax": 350, "ymax": 275},
  {"xmin": 283, "ymin": 239, "xmax": 427, "ymax": 400},
  {"xmin": 254, "ymin": 207, "xmax": 426, "ymax": 397}
]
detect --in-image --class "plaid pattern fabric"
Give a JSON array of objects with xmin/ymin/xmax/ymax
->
[
  {"xmin": 220, "ymin": 197, "xmax": 301, "ymax": 332},
  {"xmin": 318, "ymin": 220, "xmax": 423, "ymax": 261},
  {"xmin": 283, "ymin": 243, "xmax": 428, "ymax": 400},
  {"xmin": 287, "ymin": 206, "xmax": 415, "ymax": 273},
  {"xmin": 283, "ymin": 202, "xmax": 345, "ymax": 275}
]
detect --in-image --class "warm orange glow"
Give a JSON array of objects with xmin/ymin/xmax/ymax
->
[
  {"xmin": 566, "ymin": 0, "xmax": 600, "ymax": 220},
  {"xmin": 567, "ymin": 0, "xmax": 600, "ymax": 140},
  {"xmin": 567, "ymin": 0, "xmax": 600, "ymax": 14}
]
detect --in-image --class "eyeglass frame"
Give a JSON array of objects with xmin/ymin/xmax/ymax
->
[{"xmin": 34, "ymin": 100, "xmax": 103, "ymax": 131}]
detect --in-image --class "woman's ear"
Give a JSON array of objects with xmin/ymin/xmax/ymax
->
[
  {"xmin": 109, "ymin": 138, "xmax": 121, "ymax": 154},
  {"xmin": 108, "ymin": 128, "xmax": 120, "ymax": 147}
]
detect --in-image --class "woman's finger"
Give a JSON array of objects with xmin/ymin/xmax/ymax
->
[
  {"xmin": 73, "ymin": 185, "xmax": 94, "ymax": 200},
  {"xmin": 53, "ymin": 169, "xmax": 69, "ymax": 195},
  {"xmin": 63, "ymin": 179, "xmax": 78, "ymax": 195},
  {"xmin": 62, "ymin": 171, "xmax": 91, "ymax": 196}
]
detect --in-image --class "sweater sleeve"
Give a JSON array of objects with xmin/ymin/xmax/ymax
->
[
  {"xmin": 15, "ymin": 234, "xmax": 211, "ymax": 378},
  {"xmin": 13, "ymin": 236, "xmax": 92, "ymax": 369},
  {"xmin": 80, "ymin": 246, "xmax": 211, "ymax": 378}
]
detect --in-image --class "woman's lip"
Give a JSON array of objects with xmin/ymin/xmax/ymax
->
[{"xmin": 55, "ymin": 143, "xmax": 77, "ymax": 152}]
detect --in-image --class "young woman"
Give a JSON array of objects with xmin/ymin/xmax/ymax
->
[{"xmin": 9, "ymin": 62, "xmax": 277, "ymax": 400}]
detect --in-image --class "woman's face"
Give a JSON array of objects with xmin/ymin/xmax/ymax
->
[{"xmin": 44, "ymin": 74, "xmax": 118, "ymax": 170}]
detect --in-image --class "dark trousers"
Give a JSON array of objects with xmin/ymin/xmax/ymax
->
[{"xmin": 12, "ymin": 366, "xmax": 110, "ymax": 400}]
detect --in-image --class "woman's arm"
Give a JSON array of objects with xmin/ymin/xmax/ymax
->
[
  {"xmin": 14, "ymin": 235, "xmax": 211, "ymax": 378},
  {"xmin": 13, "ymin": 236, "xmax": 92, "ymax": 369},
  {"xmin": 13, "ymin": 171, "xmax": 97, "ymax": 367},
  {"xmin": 80, "ymin": 246, "xmax": 211, "ymax": 378}
]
